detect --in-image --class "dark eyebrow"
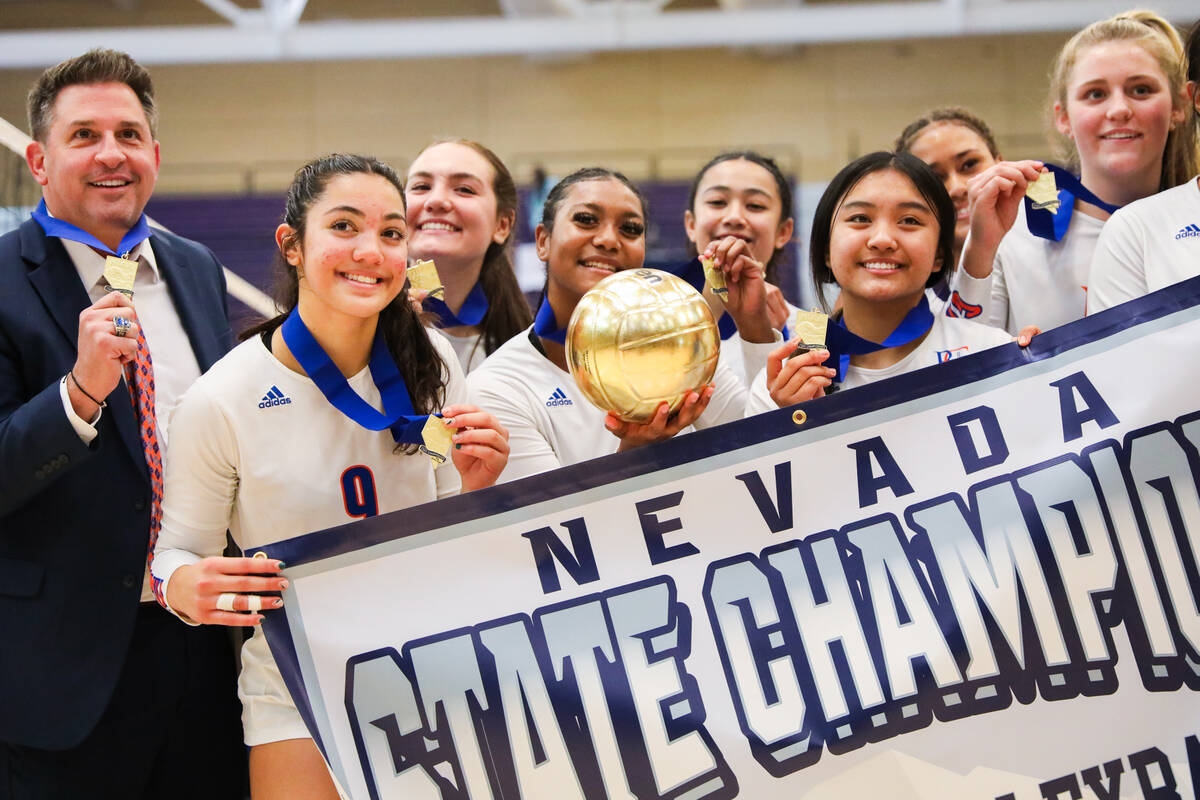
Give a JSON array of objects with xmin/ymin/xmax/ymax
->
[
  {"xmin": 325, "ymin": 206, "xmax": 406, "ymax": 221},
  {"xmin": 954, "ymin": 148, "xmax": 984, "ymax": 160},
  {"xmin": 842, "ymin": 200, "xmax": 932, "ymax": 213},
  {"xmin": 67, "ymin": 119, "xmax": 146, "ymax": 129},
  {"xmin": 702, "ymin": 184, "xmax": 772, "ymax": 198},
  {"xmin": 571, "ymin": 202, "xmax": 643, "ymax": 220},
  {"xmin": 407, "ymin": 170, "xmax": 484, "ymax": 183}
]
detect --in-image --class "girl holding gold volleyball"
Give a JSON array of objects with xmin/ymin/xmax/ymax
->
[
  {"xmin": 469, "ymin": 167, "xmax": 779, "ymax": 483},
  {"xmin": 404, "ymin": 139, "xmax": 532, "ymax": 372},
  {"xmin": 151, "ymin": 154, "xmax": 509, "ymax": 799},
  {"xmin": 746, "ymin": 152, "xmax": 1019, "ymax": 411},
  {"xmin": 950, "ymin": 9, "xmax": 1196, "ymax": 334}
]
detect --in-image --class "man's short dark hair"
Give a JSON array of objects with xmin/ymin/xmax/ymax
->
[{"xmin": 27, "ymin": 48, "xmax": 157, "ymax": 142}]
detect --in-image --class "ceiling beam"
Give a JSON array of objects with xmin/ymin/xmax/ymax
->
[{"xmin": 0, "ymin": 0, "xmax": 1194, "ymax": 68}]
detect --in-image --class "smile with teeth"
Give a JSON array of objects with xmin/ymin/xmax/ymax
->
[
  {"xmin": 418, "ymin": 222, "xmax": 459, "ymax": 232},
  {"xmin": 861, "ymin": 261, "xmax": 903, "ymax": 271},
  {"xmin": 580, "ymin": 260, "xmax": 616, "ymax": 272},
  {"xmin": 1101, "ymin": 132, "xmax": 1140, "ymax": 140},
  {"xmin": 90, "ymin": 179, "xmax": 131, "ymax": 187},
  {"xmin": 341, "ymin": 272, "xmax": 381, "ymax": 285}
]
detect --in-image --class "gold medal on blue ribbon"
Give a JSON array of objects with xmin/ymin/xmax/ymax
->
[
  {"xmin": 420, "ymin": 416, "xmax": 453, "ymax": 467},
  {"xmin": 408, "ymin": 259, "xmax": 445, "ymax": 300},
  {"xmin": 1026, "ymin": 171, "xmax": 1060, "ymax": 213},
  {"xmin": 791, "ymin": 309, "xmax": 829, "ymax": 354},
  {"xmin": 103, "ymin": 255, "xmax": 138, "ymax": 298},
  {"xmin": 701, "ymin": 256, "xmax": 728, "ymax": 300}
]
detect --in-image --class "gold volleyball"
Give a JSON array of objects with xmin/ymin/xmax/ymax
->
[{"xmin": 566, "ymin": 268, "xmax": 720, "ymax": 423}]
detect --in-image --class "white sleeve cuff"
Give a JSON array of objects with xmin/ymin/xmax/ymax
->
[
  {"xmin": 151, "ymin": 549, "xmax": 204, "ymax": 626},
  {"xmin": 738, "ymin": 330, "xmax": 784, "ymax": 385},
  {"xmin": 59, "ymin": 375, "xmax": 100, "ymax": 444},
  {"xmin": 744, "ymin": 366, "xmax": 779, "ymax": 416}
]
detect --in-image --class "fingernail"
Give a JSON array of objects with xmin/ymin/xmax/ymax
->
[
  {"xmin": 276, "ymin": 561, "xmax": 286, "ymax": 569},
  {"xmin": 273, "ymin": 598, "xmax": 284, "ymax": 607},
  {"xmin": 455, "ymin": 443, "xmax": 462, "ymax": 450},
  {"xmin": 444, "ymin": 417, "xmax": 455, "ymax": 426},
  {"xmin": 279, "ymin": 580, "xmax": 289, "ymax": 590}
]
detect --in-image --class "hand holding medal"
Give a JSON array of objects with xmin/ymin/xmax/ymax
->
[
  {"xmin": 767, "ymin": 309, "xmax": 837, "ymax": 406},
  {"xmin": 440, "ymin": 404, "xmax": 510, "ymax": 492}
]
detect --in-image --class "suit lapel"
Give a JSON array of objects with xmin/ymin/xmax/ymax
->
[
  {"xmin": 22, "ymin": 219, "xmax": 148, "ymax": 481},
  {"xmin": 151, "ymin": 232, "xmax": 226, "ymax": 371}
]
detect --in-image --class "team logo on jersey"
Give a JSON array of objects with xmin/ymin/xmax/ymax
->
[
  {"xmin": 259, "ymin": 385, "xmax": 292, "ymax": 408},
  {"xmin": 545, "ymin": 388, "xmax": 573, "ymax": 407},
  {"xmin": 946, "ymin": 291, "xmax": 982, "ymax": 319},
  {"xmin": 935, "ymin": 346, "xmax": 970, "ymax": 363},
  {"xmin": 1176, "ymin": 223, "xmax": 1200, "ymax": 240}
]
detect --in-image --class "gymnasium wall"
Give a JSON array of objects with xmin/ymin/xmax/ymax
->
[{"xmin": 0, "ymin": 31, "xmax": 1070, "ymax": 194}]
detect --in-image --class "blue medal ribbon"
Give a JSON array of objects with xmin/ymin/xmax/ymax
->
[
  {"xmin": 31, "ymin": 198, "xmax": 152, "ymax": 257},
  {"xmin": 422, "ymin": 281, "xmax": 489, "ymax": 328},
  {"xmin": 280, "ymin": 311, "xmax": 430, "ymax": 445},
  {"xmin": 825, "ymin": 294, "xmax": 935, "ymax": 382},
  {"xmin": 1024, "ymin": 164, "xmax": 1121, "ymax": 242},
  {"xmin": 532, "ymin": 295, "xmax": 567, "ymax": 344}
]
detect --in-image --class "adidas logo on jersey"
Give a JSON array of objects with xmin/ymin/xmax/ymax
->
[
  {"xmin": 1176, "ymin": 223, "xmax": 1200, "ymax": 240},
  {"xmin": 545, "ymin": 388, "xmax": 573, "ymax": 407},
  {"xmin": 259, "ymin": 385, "xmax": 292, "ymax": 408}
]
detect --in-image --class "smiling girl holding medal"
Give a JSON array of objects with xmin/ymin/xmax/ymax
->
[
  {"xmin": 468, "ymin": 167, "xmax": 778, "ymax": 484},
  {"xmin": 683, "ymin": 151, "xmax": 797, "ymax": 384},
  {"xmin": 949, "ymin": 9, "xmax": 1196, "ymax": 335},
  {"xmin": 746, "ymin": 152, "xmax": 1020, "ymax": 412},
  {"xmin": 150, "ymin": 154, "xmax": 509, "ymax": 799},
  {"xmin": 404, "ymin": 139, "xmax": 532, "ymax": 373}
]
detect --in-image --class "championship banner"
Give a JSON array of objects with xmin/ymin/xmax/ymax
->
[{"xmin": 258, "ymin": 278, "xmax": 1200, "ymax": 800}]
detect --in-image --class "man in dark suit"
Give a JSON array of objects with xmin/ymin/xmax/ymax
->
[{"xmin": 0, "ymin": 49, "xmax": 247, "ymax": 798}]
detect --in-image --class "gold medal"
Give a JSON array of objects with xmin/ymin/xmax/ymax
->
[
  {"xmin": 701, "ymin": 256, "xmax": 728, "ymax": 299},
  {"xmin": 420, "ymin": 415, "xmax": 454, "ymax": 468},
  {"xmin": 408, "ymin": 259, "xmax": 445, "ymax": 300},
  {"xmin": 1026, "ymin": 171, "xmax": 1060, "ymax": 213},
  {"xmin": 103, "ymin": 255, "xmax": 138, "ymax": 298},
  {"xmin": 791, "ymin": 309, "xmax": 829, "ymax": 353}
]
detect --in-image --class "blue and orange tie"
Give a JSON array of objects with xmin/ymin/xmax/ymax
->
[{"xmin": 126, "ymin": 325, "xmax": 166, "ymax": 607}]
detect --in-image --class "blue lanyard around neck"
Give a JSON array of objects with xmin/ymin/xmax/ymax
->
[
  {"xmin": 31, "ymin": 198, "xmax": 152, "ymax": 258},
  {"xmin": 279, "ymin": 310, "xmax": 429, "ymax": 445},
  {"xmin": 423, "ymin": 281, "xmax": 489, "ymax": 328},
  {"xmin": 1025, "ymin": 164, "xmax": 1122, "ymax": 242},
  {"xmin": 532, "ymin": 294, "xmax": 567, "ymax": 345},
  {"xmin": 826, "ymin": 294, "xmax": 935, "ymax": 382}
]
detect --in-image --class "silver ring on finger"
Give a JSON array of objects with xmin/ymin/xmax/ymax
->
[
  {"xmin": 216, "ymin": 592, "xmax": 237, "ymax": 612},
  {"xmin": 112, "ymin": 316, "xmax": 132, "ymax": 338}
]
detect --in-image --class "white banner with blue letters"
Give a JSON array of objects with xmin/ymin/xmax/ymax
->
[{"xmin": 259, "ymin": 278, "xmax": 1200, "ymax": 800}]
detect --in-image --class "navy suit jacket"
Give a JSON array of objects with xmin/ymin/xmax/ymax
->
[{"xmin": 0, "ymin": 217, "xmax": 233, "ymax": 750}]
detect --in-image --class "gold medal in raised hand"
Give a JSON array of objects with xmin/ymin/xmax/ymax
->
[
  {"xmin": 408, "ymin": 259, "xmax": 445, "ymax": 300},
  {"xmin": 701, "ymin": 255, "xmax": 728, "ymax": 299},
  {"xmin": 103, "ymin": 255, "xmax": 138, "ymax": 298},
  {"xmin": 420, "ymin": 415, "xmax": 454, "ymax": 468},
  {"xmin": 791, "ymin": 309, "xmax": 829, "ymax": 354},
  {"xmin": 1026, "ymin": 171, "xmax": 1060, "ymax": 213}
]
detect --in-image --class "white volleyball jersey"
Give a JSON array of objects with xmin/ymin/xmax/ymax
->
[
  {"xmin": 1088, "ymin": 178, "xmax": 1200, "ymax": 314},
  {"xmin": 746, "ymin": 314, "xmax": 1012, "ymax": 415},
  {"xmin": 948, "ymin": 204, "xmax": 1105, "ymax": 334},
  {"xmin": 467, "ymin": 328, "xmax": 774, "ymax": 484},
  {"xmin": 152, "ymin": 330, "xmax": 465, "ymax": 745},
  {"xmin": 431, "ymin": 325, "xmax": 488, "ymax": 374}
]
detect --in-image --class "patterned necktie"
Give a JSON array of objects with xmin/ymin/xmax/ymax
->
[{"xmin": 125, "ymin": 324, "xmax": 166, "ymax": 606}]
